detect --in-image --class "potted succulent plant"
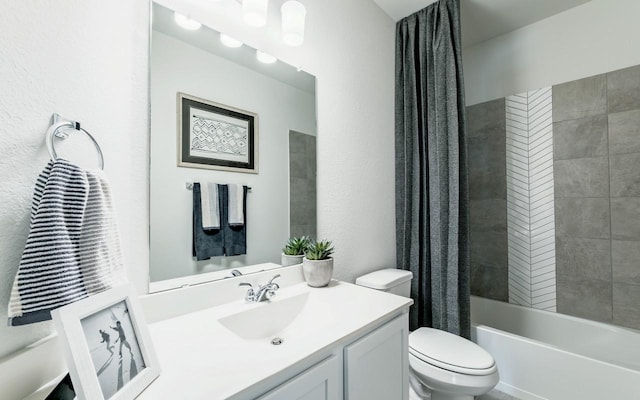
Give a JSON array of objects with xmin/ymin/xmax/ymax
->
[
  {"xmin": 302, "ymin": 239, "xmax": 334, "ymax": 287},
  {"xmin": 281, "ymin": 236, "xmax": 311, "ymax": 266}
]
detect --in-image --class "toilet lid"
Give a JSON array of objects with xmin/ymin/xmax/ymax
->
[{"xmin": 409, "ymin": 328, "xmax": 495, "ymax": 375}]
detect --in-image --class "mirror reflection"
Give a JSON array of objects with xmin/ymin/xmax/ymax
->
[{"xmin": 149, "ymin": 2, "xmax": 317, "ymax": 289}]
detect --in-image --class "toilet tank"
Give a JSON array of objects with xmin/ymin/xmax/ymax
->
[{"xmin": 355, "ymin": 268, "xmax": 413, "ymax": 297}]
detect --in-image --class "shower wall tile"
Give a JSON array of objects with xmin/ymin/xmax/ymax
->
[
  {"xmin": 290, "ymin": 152, "xmax": 309, "ymax": 179},
  {"xmin": 469, "ymin": 169, "xmax": 506, "ymax": 200},
  {"xmin": 608, "ymin": 109, "xmax": 640, "ymax": 155},
  {"xmin": 289, "ymin": 131, "xmax": 307, "ymax": 153},
  {"xmin": 464, "ymin": 63, "xmax": 640, "ymax": 331},
  {"xmin": 467, "ymin": 99, "xmax": 508, "ymax": 301},
  {"xmin": 553, "ymin": 115, "xmax": 608, "ymax": 160},
  {"xmin": 555, "ymin": 198, "xmax": 610, "ymax": 239},
  {"xmin": 557, "ymin": 274, "xmax": 612, "ymax": 323},
  {"xmin": 467, "ymin": 98, "xmax": 506, "ymax": 138},
  {"xmin": 471, "ymin": 230, "xmax": 508, "ymax": 268},
  {"xmin": 607, "ymin": 65, "xmax": 640, "ymax": 113},
  {"xmin": 611, "ymin": 197, "xmax": 640, "ymax": 240},
  {"xmin": 610, "ymin": 153, "xmax": 640, "ymax": 197},
  {"xmin": 470, "ymin": 199, "xmax": 507, "ymax": 232},
  {"xmin": 505, "ymin": 87, "xmax": 557, "ymax": 311},
  {"xmin": 552, "ymin": 75, "xmax": 607, "ymax": 122},
  {"xmin": 289, "ymin": 131, "xmax": 316, "ymax": 239},
  {"xmin": 469, "ymin": 135, "xmax": 506, "ymax": 200},
  {"xmin": 556, "ymin": 237, "xmax": 611, "ymax": 281},
  {"xmin": 471, "ymin": 264, "xmax": 508, "ymax": 302},
  {"xmin": 612, "ymin": 240, "xmax": 640, "ymax": 284},
  {"xmin": 612, "ymin": 282, "xmax": 640, "ymax": 330},
  {"xmin": 553, "ymin": 157, "xmax": 609, "ymax": 198}
]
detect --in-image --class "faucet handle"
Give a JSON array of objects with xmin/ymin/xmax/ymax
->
[
  {"xmin": 268, "ymin": 274, "xmax": 281, "ymax": 285},
  {"xmin": 239, "ymin": 282, "xmax": 256, "ymax": 302}
]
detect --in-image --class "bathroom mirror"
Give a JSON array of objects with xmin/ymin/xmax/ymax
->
[{"xmin": 149, "ymin": 2, "xmax": 317, "ymax": 292}]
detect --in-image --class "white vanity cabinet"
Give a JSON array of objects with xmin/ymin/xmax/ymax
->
[
  {"xmin": 137, "ymin": 280, "xmax": 413, "ymax": 400},
  {"xmin": 344, "ymin": 314, "xmax": 409, "ymax": 400},
  {"xmin": 257, "ymin": 313, "xmax": 409, "ymax": 400},
  {"xmin": 258, "ymin": 355, "xmax": 342, "ymax": 400}
]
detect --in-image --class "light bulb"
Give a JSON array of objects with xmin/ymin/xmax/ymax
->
[
  {"xmin": 281, "ymin": 1, "xmax": 306, "ymax": 46},
  {"xmin": 174, "ymin": 12, "xmax": 201, "ymax": 30},
  {"xmin": 256, "ymin": 50, "xmax": 277, "ymax": 64},
  {"xmin": 243, "ymin": 0, "xmax": 268, "ymax": 27},
  {"xmin": 220, "ymin": 34, "xmax": 243, "ymax": 48}
]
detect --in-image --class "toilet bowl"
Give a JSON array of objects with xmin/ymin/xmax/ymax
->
[
  {"xmin": 356, "ymin": 269, "xmax": 499, "ymax": 400},
  {"xmin": 408, "ymin": 327, "xmax": 499, "ymax": 400}
]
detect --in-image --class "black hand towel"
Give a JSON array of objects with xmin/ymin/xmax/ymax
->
[{"xmin": 222, "ymin": 185, "xmax": 248, "ymax": 256}]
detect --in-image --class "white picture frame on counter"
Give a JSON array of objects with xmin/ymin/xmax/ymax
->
[{"xmin": 51, "ymin": 284, "xmax": 160, "ymax": 400}]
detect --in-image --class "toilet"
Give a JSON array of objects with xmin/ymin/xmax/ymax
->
[{"xmin": 355, "ymin": 269, "xmax": 499, "ymax": 400}]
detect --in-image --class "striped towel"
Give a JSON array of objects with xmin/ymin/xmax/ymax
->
[{"xmin": 8, "ymin": 159, "xmax": 126, "ymax": 326}]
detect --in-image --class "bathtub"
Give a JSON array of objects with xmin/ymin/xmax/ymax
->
[{"xmin": 470, "ymin": 295, "xmax": 640, "ymax": 400}]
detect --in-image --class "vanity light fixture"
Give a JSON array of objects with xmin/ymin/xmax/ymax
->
[
  {"xmin": 174, "ymin": 12, "xmax": 201, "ymax": 30},
  {"xmin": 220, "ymin": 33, "xmax": 243, "ymax": 48},
  {"xmin": 281, "ymin": 1, "xmax": 306, "ymax": 47},
  {"xmin": 242, "ymin": 0, "xmax": 268, "ymax": 27},
  {"xmin": 256, "ymin": 50, "xmax": 277, "ymax": 64}
]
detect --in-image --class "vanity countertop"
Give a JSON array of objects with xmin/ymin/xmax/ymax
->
[{"xmin": 138, "ymin": 280, "xmax": 412, "ymax": 399}]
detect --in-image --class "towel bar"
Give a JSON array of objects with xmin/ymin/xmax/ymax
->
[
  {"xmin": 46, "ymin": 113, "xmax": 105, "ymax": 170},
  {"xmin": 186, "ymin": 182, "xmax": 252, "ymax": 191}
]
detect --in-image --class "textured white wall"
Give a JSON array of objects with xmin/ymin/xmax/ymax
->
[
  {"xmin": 150, "ymin": 31, "xmax": 316, "ymax": 282},
  {"xmin": 0, "ymin": 0, "xmax": 149, "ymax": 358},
  {"xmin": 464, "ymin": 0, "xmax": 640, "ymax": 106},
  {"xmin": 0, "ymin": 0, "xmax": 396, "ymax": 359}
]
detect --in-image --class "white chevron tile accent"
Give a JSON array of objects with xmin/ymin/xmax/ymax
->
[{"xmin": 505, "ymin": 87, "xmax": 557, "ymax": 312}]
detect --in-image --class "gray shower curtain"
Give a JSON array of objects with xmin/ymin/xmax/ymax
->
[{"xmin": 395, "ymin": 0, "xmax": 470, "ymax": 338}]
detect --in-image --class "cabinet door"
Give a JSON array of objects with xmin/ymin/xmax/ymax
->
[
  {"xmin": 258, "ymin": 355, "xmax": 341, "ymax": 400},
  {"xmin": 344, "ymin": 314, "xmax": 409, "ymax": 400}
]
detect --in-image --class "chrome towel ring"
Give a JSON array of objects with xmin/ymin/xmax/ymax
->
[{"xmin": 46, "ymin": 113, "xmax": 104, "ymax": 170}]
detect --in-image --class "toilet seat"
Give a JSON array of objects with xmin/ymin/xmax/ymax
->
[{"xmin": 409, "ymin": 328, "xmax": 497, "ymax": 376}]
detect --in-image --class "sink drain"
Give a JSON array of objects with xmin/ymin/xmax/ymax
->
[{"xmin": 271, "ymin": 337, "xmax": 284, "ymax": 346}]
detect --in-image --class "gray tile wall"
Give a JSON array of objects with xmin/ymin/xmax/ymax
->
[
  {"xmin": 467, "ymin": 99, "xmax": 508, "ymax": 302},
  {"xmin": 552, "ymin": 65, "xmax": 640, "ymax": 329},
  {"xmin": 466, "ymin": 64, "xmax": 640, "ymax": 331},
  {"xmin": 608, "ymin": 66, "xmax": 640, "ymax": 329},
  {"xmin": 289, "ymin": 131, "xmax": 317, "ymax": 239}
]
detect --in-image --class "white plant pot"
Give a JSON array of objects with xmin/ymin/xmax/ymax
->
[
  {"xmin": 302, "ymin": 257, "xmax": 333, "ymax": 287},
  {"xmin": 281, "ymin": 253, "xmax": 304, "ymax": 266}
]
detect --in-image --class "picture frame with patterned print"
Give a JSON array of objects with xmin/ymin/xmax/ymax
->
[{"xmin": 178, "ymin": 92, "xmax": 258, "ymax": 173}]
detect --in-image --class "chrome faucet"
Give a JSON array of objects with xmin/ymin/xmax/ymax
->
[{"xmin": 239, "ymin": 274, "xmax": 281, "ymax": 302}]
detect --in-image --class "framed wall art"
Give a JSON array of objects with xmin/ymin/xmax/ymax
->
[
  {"xmin": 178, "ymin": 92, "xmax": 258, "ymax": 173},
  {"xmin": 51, "ymin": 284, "xmax": 160, "ymax": 400}
]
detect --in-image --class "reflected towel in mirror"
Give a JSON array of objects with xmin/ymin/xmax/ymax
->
[
  {"xmin": 228, "ymin": 184, "xmax": 244, "ymax": 226},
  {"xmin": 200, "ymin": 182, "xmax": 220, "ymax": 230},
  {"xmin": 192, "ymin": 183, "xmax": 224, "ymax": 260},
  {"xmin": 224, "ymin": 185, "xmax": 248, "ymax": 256}
]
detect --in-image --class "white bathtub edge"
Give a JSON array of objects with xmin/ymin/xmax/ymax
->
[{"xmin": 494, "ymin": 381, "xmax": 547, "ymax": 400}]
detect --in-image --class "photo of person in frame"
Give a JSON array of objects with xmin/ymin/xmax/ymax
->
[{"xmin": 81, "ymin": 301, "xmax": 146, "ymax": 399}]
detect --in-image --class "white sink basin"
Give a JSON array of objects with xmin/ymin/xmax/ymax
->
[{"xmin": 218, "ymin": 292, "xmax": 311, "ymax": 340}]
